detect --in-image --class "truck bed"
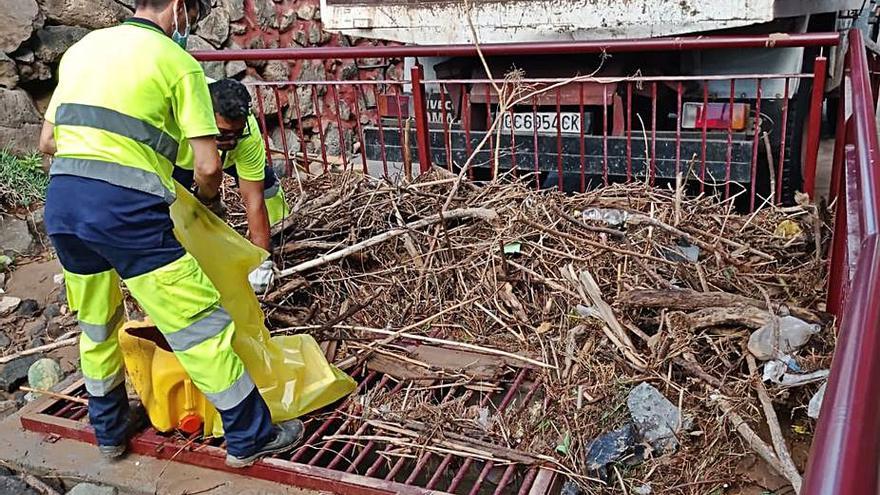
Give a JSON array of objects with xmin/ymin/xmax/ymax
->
[{"xmin": 321, "ymin": 0, "xmax": 860, "ymax": 44}]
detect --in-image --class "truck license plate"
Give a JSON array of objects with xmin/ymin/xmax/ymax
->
[{"xmin": 500, "ymin": 112, "xmax": 586, "ymax": 134}]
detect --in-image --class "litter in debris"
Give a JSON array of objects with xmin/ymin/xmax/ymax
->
[
  {"xmin": 808, "ymin": 382, "xmax": 828, "ymax": 419},
  {"xmin": 748, "ymin": 315, "xmax": 822, "ymax": 361}
]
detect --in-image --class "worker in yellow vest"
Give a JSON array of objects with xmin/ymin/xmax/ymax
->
[
  {"xmin": 38, "ymin": 0, "xmax": 302, "ymax": 467},
  {"xmin": 174, "ymin": 78, "xmax": 288, "ymax": 293}
]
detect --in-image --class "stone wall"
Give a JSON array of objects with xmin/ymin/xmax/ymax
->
[{"xmin": 0, "ymin": 0, "xmax": 399, "ymax": 157}]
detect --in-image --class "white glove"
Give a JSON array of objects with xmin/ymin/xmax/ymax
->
[{"xmin": 248, "ymin": 260, "xmax": 275, "ymax": 294}]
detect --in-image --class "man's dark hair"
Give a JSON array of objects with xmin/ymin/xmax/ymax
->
[{"xmin": 208, "ymin": 79, "xmax": 252, "ymax": 120}]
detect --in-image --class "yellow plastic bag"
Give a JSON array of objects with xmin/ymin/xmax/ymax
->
[{"xmin": 123, "ymin": 184, "xmax": 356, "ymax": 437}]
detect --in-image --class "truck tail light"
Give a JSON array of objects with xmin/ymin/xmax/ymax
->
[{"xmin": 682, "ymin": 102, "xmax": 749, "ymax": 131}]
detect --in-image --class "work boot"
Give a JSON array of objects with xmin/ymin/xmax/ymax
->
[
  {"xmin": 98, "ymin": 444, "xmax": 127, "ymax": 460},
  {"xmin": 225, "ymin": 419, "xmax": 305, "ymax": 468},
  {"xmin": 96, "ymin": 402, "xmax": 147, "ymax": 461}
]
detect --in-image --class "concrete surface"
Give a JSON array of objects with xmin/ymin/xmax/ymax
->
[{"xmin": 0, "ymin": 410, "xmax": 321, "ymax": 495}]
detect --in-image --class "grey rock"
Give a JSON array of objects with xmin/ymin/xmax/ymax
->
[
  {"xmin": 0, "ymin": 53, "xmax": 18, "ymax": 89},
  {"xmin": 357, "ymin": 57, "xmax": 383, "ymax": 67},
  {"xmin": 17, "ymin": 299, "xmax": 39, "ymax": 317},
  {"xmin": 18, "ymin": 60, "xmax": 52, "ymax": 83},
  {"xmin": 300, "ymin": 115, "xmax": 319, "ymax": 131},
  {"xmin": 285, "ymin": 85, "xmax": 315, "ymax": 118},
  {"xmin": 187, "ymin": 35, "xmax": 224, "ymax": 80},
  {"xmin": 278, "ymin": 7, "xmax": 296, "ymax": 32},
  {"xmin": 335, "ymin": 99, "xmax": 351, "ymax": 121},
  {"xmin": 0, "ymin": 0, "xmax": 44, "ymax": 54},
  {"xmin": 254, "ymin": 0, "xmax": 276, "ymax": 28},
  {"xmin": 27, "ymin": 357, "xmax": 62, "ymax": 391},
  {"xmin": 560, "ymin": 480, "xmax": 583, "ymax": 495},
  {"xmin": 0, "ymin": 475, "xmax": 39, "ymax": 494},
  {"xmin": 340, "ymin": 62, "xmax": 358, "ymax": 81},
  {"xmin": 28, "ymin": 206, "xmax": 44, "ymax": 236},
  {"xmin": 43, "ymin": 303, "xmax": 60, "ymax": 319},
  {"xmin": 322, "ymin": 123, "xmax": 353, "ymax": 157},
  {"xmin": 297, "ymin": 60, "xmax": 326, "ymax": 82},
  {"xmin": 114, "ymin": 0, "xmax": 134, "ymax": 9},
  {"xmin": 360, "ymin": 87, "xmax": 377, "ymax": 109},
  {"xmin": 12, "ymin": 49, "xmax": 34, "ymax": 63},
  {"xmin": 0, "ymin": 88, "xmax": 41, "ymax": 154},
  {"xmin": 34, "ymin": 25, "xmax": 90, "ymax": 63},
  {"xmin": 307, "ymin": 24, "xmax": 322, "ymax": 45},
  {"xmin": 54, "ymin": 287, "xmax": 67, "ymax": 304},
  {"xmin": 0, "ymin": 216, "xmax": 34, "ymax": 255},
  {"xmin": 270, "ymin": 126, "xmax": 299, "ymax": 155},
  {"xmin": 262, "ymin": 60, "xmax": 289, "ymax": 81},
  {"xmin": 0, "ymin": 332, "xmax": 10, "ymax": 349},
  {"xmin": 223, "ymin": 0, "xmax": 244, "ymax": 22},
  {"xmin": 242, "ymin": 75, "xmax": 281, "ymax": 116},
  {"xmin": 633, "ymin": 484, "xmax": 652, "ymax": 495},
  {"xmin": 40, "ymin": 0, "xmax": 131, "ymax": 29},
  {"xmin": 585, "ymin": 423, "xmax": 637, "ymax": 477},
  {"xmin": 195, "ymin": 6, "xmax": 229, "ymax": 48},
  {"xmin": 0, "ymin": 297, "xmax": 19, "ymax": 316},
  {"xmin": 271, "ymin": 158, "xmax": 287, "ymax": 179},
  {"xmin": 225, "ymin": 60, "xmax": 247, "ymax": 78},
  {"xmin": 0, "ymin": 466, "xmax": 12, "ymax": 476},
  {"xmin": 296, "ymin": 2, "xmax": 317, "ymax": 20},
  {"xmin": 293, "ymin": 29, "xmax": 307, "ymax": 47},
  {"xmin": 23, "ymin": 316, "xmax": 47, "ymax": 337},
  {"xmin": 0, "ymin": 354, "xmax": 39, "ymax": 391},
  {"xmin": 0, "ymin": 272, "xmax": 5, "ymax": 290},
  {"xmin": 627, "ymin": 383, "xmax": 690, "ymax": 455},
  {"xmin": 244, "ymin": 37, "xmax": 267, "ymax": 69},
  {"xmin": 45, "ymin": 317, "xmax": 63, "ymax": 338},
  {"xmin": 67, "ymin": 483, "xmax": 118, "ymax": 495},
  {"xmin": 230, "ymin": 21, "xmax": 247, "ymax": 35}
]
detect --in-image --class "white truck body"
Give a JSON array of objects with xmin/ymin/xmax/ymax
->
[{"xmin": 321, "ymin": 0, "xmax": 860, "ymax": 45}]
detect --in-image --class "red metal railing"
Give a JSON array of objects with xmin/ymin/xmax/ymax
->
[
  {"xmin": 195, "ymin": 33, "xmax": 839, "ymax": 210},
  {"xmin": 802, "ymin": 29, "xmax": 880, "ymax": 495}
]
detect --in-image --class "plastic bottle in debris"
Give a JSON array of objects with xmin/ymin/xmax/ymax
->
[
  {"xmin": 582, "ymin": 208, "xmax": 628, "ymax": 227},
  {"xmin": 747, "ymin": 316, "xmax": 821, "ymax": 361}
]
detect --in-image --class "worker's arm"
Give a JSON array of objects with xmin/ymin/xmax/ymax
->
[
  {"xmin": 239, "ymin": 178, "xmax": 271, "ymax": 252},
  {"xmin": 170, "ymin": 69, "xmax": 220, "ymax": 200},
  {"xmin": 190, "ymin": 136, "xmax": 223, "ymax": 201},
  {"xmin": 39, "ymin": 121, "xmax": 56, "ymax": 156}
]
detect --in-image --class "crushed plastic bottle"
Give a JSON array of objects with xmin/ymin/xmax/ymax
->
[
  {"xmin": 747, "ymin": 316, "xmax": 821, "ymax": 361},
  {"xmin": 582, "ymin": 208, "xmax": 628, "ymax": 227},
  {"xmin": 808, "ymin": 382, "xmax": 827, "ymax": 419}
]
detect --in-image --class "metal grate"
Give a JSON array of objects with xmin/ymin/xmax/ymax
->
[{"xmin": 19, "ymin": 369, "xmax": 555, "ymax": 495}]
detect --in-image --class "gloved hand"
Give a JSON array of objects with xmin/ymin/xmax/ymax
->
[
  {"xmin": 205, "ymin": 196, "xmax": 227, "ymax": 219},
  {"xmin": 194, "ymin": 187, "xmax": 227, "ymax": 220},
  {"xmin": 248, "ymin": 260, "xmax": 275, "ymax": 294}
]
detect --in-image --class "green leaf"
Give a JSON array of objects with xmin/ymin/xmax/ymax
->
[{"xmin": 556, "ymin": 432, "xmax": 571, "ymax": 455}]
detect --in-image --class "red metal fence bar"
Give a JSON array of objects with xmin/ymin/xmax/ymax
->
[
  {"xmin": 192, "ymin": 33, "xmax": 840, "ymax": 62},
  {"xmin": 803, "ymin": 56, "xmax": 829, "ymax": 198},
  {"xmin": 803, "ymin": 29, "xmax": 880, "ymax": 495}
]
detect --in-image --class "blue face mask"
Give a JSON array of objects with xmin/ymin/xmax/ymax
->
[{"xmin": 171, "ymin": 3, "xmax": 190, "ymax": 49}]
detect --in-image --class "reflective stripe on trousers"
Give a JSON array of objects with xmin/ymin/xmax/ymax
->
[
  {"xmin": 64, "ymin": 268, "xmax": 127, "ymax": 397},
  {"xmin": 124, "ymin": 253, "xmax": 253, "ymax": 410}
]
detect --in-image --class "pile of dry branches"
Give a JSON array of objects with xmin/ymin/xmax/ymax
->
[{"xmin": 240, "ymin": 171, "xmax": 832, "ymax": 493}]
